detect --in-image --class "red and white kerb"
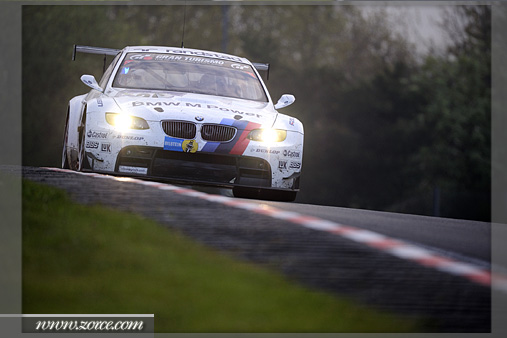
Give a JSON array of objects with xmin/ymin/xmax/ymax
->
[{"xmin": 46, "ymin": 168, "xmax": 507, "ymax": 293}]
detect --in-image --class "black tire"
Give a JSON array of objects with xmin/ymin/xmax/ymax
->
[
  {"xmin": 232, "ymin": 187, "xmax": 297, "ymax": 202},
  {"xmin": 77, "ymin": 118, "xmax": 90, "ymax": 171},
  {"xmin": 61, "ymin": 116, "xmax": 70, "ymax": 169}
]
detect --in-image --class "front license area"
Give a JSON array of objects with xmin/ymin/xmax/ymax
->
[{"xmin": 118, "ymin": 165, "xmax": 148, "ymax": 175}]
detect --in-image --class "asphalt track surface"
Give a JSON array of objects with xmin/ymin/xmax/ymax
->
[
  {"xmin": 13, "ymin": 166, "xmax": 497, "ymax": 332},
  {"xmin": 262, "ymin": 201, "xmax": 491, "ymax": 264}
]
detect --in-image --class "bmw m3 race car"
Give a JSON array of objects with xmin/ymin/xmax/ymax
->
[{"xmin": 62, "ymin": 45, "xmax": 303, "ymax": 201}]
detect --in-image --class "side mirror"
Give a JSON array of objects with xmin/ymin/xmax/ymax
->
[
  {"xmin": 80, "ymin": 74, "xmax": 103, "ymax": 92},
  {"xmin": 274, "ymin": 94, "xmax": 295, "ymax": 109}
]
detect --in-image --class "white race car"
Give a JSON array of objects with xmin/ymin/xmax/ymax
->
[{"xmin": 62, "ymin": 45, "xmax": 303, "ymax": 201}]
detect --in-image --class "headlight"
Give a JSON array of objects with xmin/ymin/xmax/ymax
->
[
  {"xmin": 247, "ymin": 129, "xmax": 287, "ymax": 143},
  {"xmin": 105, "ymin": 113, "xmax": 149, "ymax": 130}
]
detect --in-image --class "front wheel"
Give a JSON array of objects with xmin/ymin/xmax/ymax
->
[{"xmin": 232, "ymin": 187, "xmax": 297, "ymax": 202}]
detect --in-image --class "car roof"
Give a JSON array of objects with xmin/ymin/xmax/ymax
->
[{"xmin": 122, "ymin": 46, "xmax": 251, "ymax": 65}]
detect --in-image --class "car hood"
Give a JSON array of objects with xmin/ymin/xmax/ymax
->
[{"xmin": 111, "ymin": 90, "xmax": 277, "ymax": 127}]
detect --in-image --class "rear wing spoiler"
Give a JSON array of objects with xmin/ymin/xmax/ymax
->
[
  {"xmin": 252, "ymin": 63, "xmax": 270, "ymax": 80},
  {"xmin": 72, "ymin": 45, "xmax": 121, "ymax": 73},
  {"xmin": 72, "ymin": 45, "xmax": 121, "ymax": 61},
  {"xmin": 72, "ymin": 44, "xmax": 270, "ymax": 79}
]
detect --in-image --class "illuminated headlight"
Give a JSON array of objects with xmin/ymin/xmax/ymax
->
[
  {"xmin": 105, "ymin": 113, "xmax": 149, "ymax": 130},
  {"xmin": 247, "ymin": 129, "xmax": 287, "ymax": 143}
]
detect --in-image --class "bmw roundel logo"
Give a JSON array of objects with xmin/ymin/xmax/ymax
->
[{"xmin": 195, "ymin": 116, "xmax": 204, "ymax": 122}]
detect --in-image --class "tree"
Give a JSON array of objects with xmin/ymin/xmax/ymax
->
[{"xmin": 407, "ymin": 6, "xmax": 491, "ymax": 219}]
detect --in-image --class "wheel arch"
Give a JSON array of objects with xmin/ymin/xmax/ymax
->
[{"xmin": 67, "ymin": 95, "xmax": 87, "ymax": 168}]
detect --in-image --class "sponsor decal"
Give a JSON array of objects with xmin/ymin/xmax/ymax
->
[
  {"xmin": 164, "ymin": 136, "xmax": 184, "ymax": 151},
  {"xmin": 87, "ymin": 130, "xmax": 108, "ymax": 139},
  {"xmin": 163, "ymin": 137, "xmax": 198, "ymax": 153},
  {"xmin": 131, "ymin": 101, "xmax": 262, "ymax": 119},
  {"xmin": 195, "ymin": 116, "xmax": 204, "ymax": 122},
  {"xmin": 182, "ymin": 140, "xmax": 198, "ymax": 153},
  {"xmin": 85, "ymin": 141, "xmax": 99, "ymax": 149},
  {"xmin": 101, "ymin": 143, "xmax": 111, "ymax": 153},
  {"xmin": 253, "ymin": 148, "xmax": 281, "ymax": 155},
  {"xmin": 278, "ymin": 161, "xmax": 288, "ymax": 170},
  {"xmin": 283, "ymin": 150, "xmax": 301, "ymax": 158},
  {"xmin": 118, "ymin": 165, "xmax": 148, "ymax": 175},
  {"xmin": 130, "ymin": 54, "xmax": 153, "ymax": 61},
  {"xmin": 151, "ymin": 54, "xmax": 227, "ymax": 65},
  {"xmin": 117, "ymin": 91, "xmax": 175, "ymax": 98},
  {"xmin": 289, "ymin": 161, "xmax": 301, "ymax": 170},
  {"xmin": 165, "ymin": 49, "xmax": 243, "ymax": 62},
  {"xmin": 97, "ymin": 98, "xmax": 103, "ymax": 107},
  {"xmin": 289, "ymin": 118, "xmax": 295, "ymax": 126},
  {"xmin": 181, "ymin": 57, "xmax": 225, "ymax": 65},
  {"xmin": 129, "ymin": 52, "xmax": 238, "ymax": 64},
  {"xmin": 152, "ymin": 55, "xmax": 183, "ymax": 62},
  {"xmin": 231, "ymin": 64, "xmax": 249, "ymax": 70},
  {"xmin": 114, "ymin": 135, "xmax": 145, "ymax": 141},
  {"xmin": 154, "ymin": 107, "xmax": 164, "ymax": 113}
]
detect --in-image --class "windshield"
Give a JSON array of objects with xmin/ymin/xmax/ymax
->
[{"xmin": 112, "ymin": 52, "xmax": 268, "ymax": 102}]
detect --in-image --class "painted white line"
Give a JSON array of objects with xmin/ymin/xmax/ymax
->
[
  {"xmin": 226, "ymin": 201, "xmax": 261, "ymax": 210},
  {"xmin": 298, "ymin": 219, "xmax": 341, "ymax": 232},
  {"xmin": 387, "ymin": 246, "xmax": 435, "ymax": 260},
  {"xmin": 202, "ymin": 195, "xmax": 232, "ymax": 203},
  {"xmin": 44, "ymin": 168, "xmax": 502, "ymax": 291},
  {"xmin": 339, "ymin": 230, "xmax": 389, "ymax": 243},
  {"xmin": 157, "ymin": 185, "xmax": 180, "ymax": 191},
  {"xmin": 268, "ymin": 210, "xmax": 303, "ymax": 220},
  {"xmin": 180, "ymin": 190, "xmax": 208, "ymax": 198},
  {"xmin": 133, "ymin": 180, "xmax": 161, "ymax": 186}
]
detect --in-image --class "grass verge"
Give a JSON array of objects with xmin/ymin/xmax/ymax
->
[{"xmin": 23, "ymin": 179, "xmax": 419, "ymax": 332}]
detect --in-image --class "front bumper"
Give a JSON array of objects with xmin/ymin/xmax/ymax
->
[
  {"xmin": 109, "ymin": 145, "xmax": 281, "ymax": 189},
  {"xmin": 83, "ymin": 119, "xmax": 303, "ymax": 191}
]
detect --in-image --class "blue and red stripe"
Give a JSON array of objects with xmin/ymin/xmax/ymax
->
[{"xmin": 201, "ymin": 119, "xmax": 261, "ymax": 155}]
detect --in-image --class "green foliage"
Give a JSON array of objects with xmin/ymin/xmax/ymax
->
[
  {"xmin": 22, "ymin": 5, "xmax": 490, "ymax": 220},
  {"xmin": 406, "ymin": 6, "xmax": 491, "ymax": 219},
  {"xmin": 289, "ymin": 6, "xmax": 491, "ymax": 220},
  {"xmin": 23, "ymin": 180, "xmax": 418, "ymax": 332}
]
